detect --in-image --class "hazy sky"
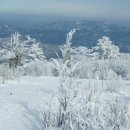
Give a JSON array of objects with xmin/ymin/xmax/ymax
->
[{"xmin": 0, "ymin": 0, "xmax": 130, "ymax": 21}]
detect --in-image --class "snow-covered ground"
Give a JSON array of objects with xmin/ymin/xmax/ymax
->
[
  {"xmin": 0, "ymin": 76, "xmax": 59, "ymax": 130},
  {"xmin": 0, "ymin": 76, "xmax": 130, "ymax": 130}
]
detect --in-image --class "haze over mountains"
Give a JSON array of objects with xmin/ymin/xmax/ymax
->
[{"xmin": 0, "ymin": 16, "xmax": 130, "ymax": 53}]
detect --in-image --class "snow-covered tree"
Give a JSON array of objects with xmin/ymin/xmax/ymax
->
[
  {"xmin": 94, "ymin": 36, "xmax": 120, "ymax": 59},
  {"xmin": 61, "ymin": 29, "xmax": 76, "ymax": 67},
  {"xmin": 45, "ymin": 29, "xmax": 80, "ymax": 129},
  {"xmin": 0, "ymin": 32, "xmax": 48, "ymax": 78},
  {"xmin": 52, "ymin": 29, "xmax": 77, "ymax": 77},
  {"xmin": 0, "ymin": 32, "xmax": 45, "ymax": 66}
]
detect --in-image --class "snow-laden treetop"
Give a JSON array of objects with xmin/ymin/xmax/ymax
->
[
  {"xmin": 94, "ymin": 36, "xmax": 120, "ymax": 59},
  {"xmin": 66, "ymin": 29, "xmax": 76, "ymax": 47},
  {"xmin": 0, "ymin": 32, "xmax": 45, "ymax": 62}
]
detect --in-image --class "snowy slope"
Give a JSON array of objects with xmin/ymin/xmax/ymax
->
[{"xmin": 0, "ymin": 76, "xmax": 130, "ymax": 130}]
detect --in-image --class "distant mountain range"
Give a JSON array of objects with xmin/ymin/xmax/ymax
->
[{"xmin": 0, "ymin": 20, "xmax": 130, "ymax": 53}]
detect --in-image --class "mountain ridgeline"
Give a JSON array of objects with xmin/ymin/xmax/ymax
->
[{"xmin": 0, "ymin": 20, "xmax": 130, "ymax": 53}]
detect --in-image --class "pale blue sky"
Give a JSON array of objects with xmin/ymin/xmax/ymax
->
[{"xmin": 0, "ymin": 0, "xmax": 130, "ymax": 20}]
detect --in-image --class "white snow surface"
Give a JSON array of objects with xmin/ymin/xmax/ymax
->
[
  {"xmin": 0, "ymin": 76, "xmax": 130, "ymax": 130},
  {"xmin": 0, "ymin": 76, "xmax": 59, "ymax": 130}
]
